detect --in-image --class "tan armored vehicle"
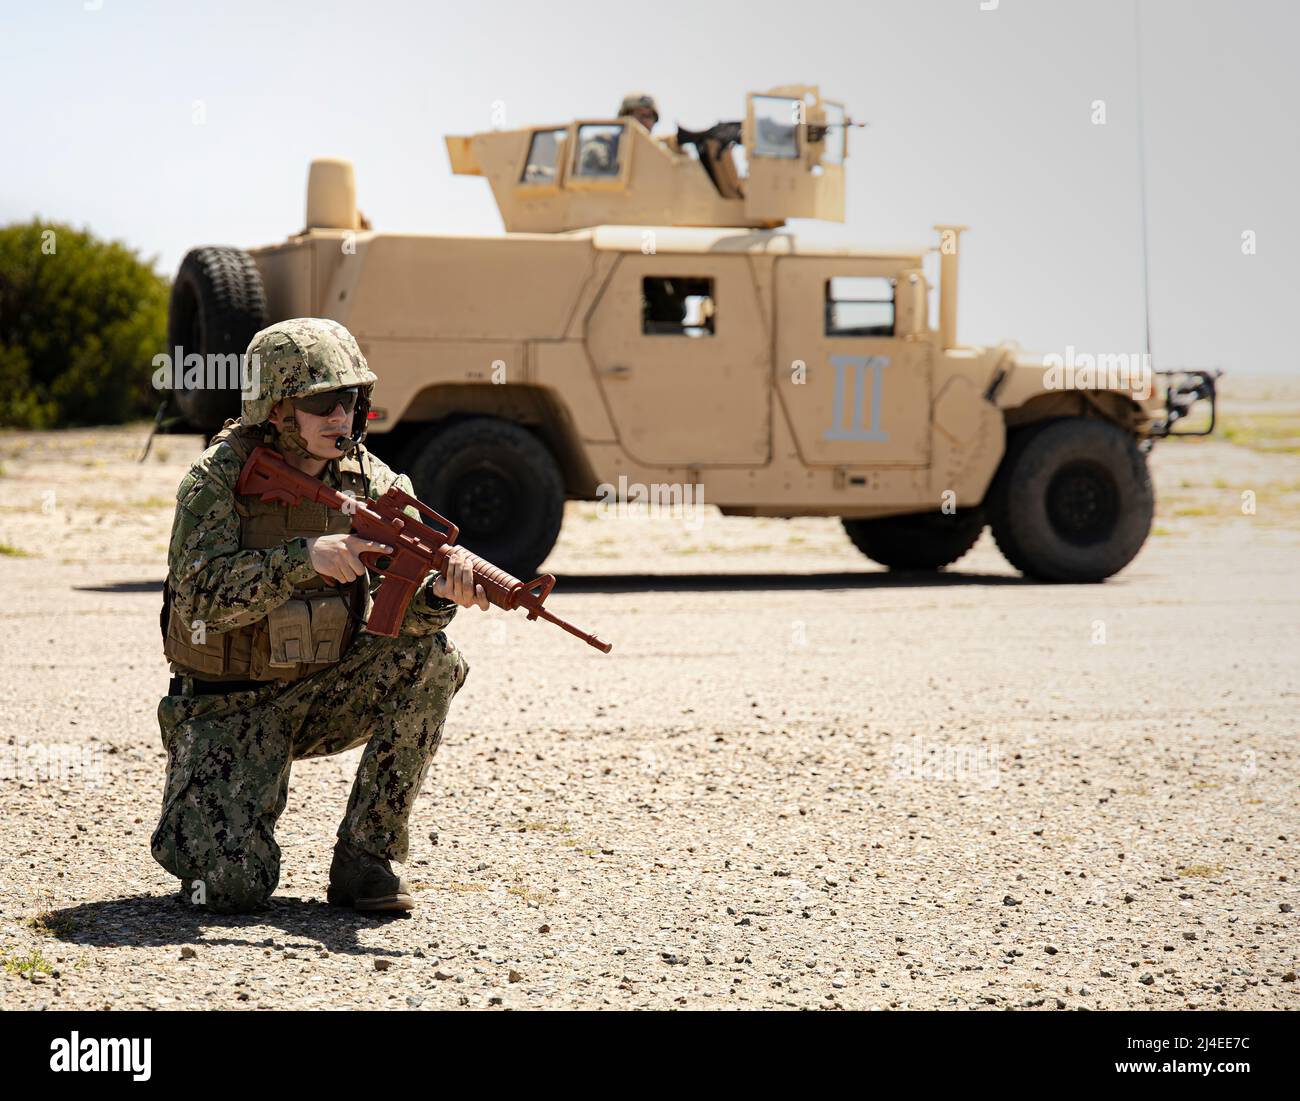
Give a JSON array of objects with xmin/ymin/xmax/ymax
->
[{"xmin": 166, "ymin": 85, "xmax": 1217, "ymax": 582}]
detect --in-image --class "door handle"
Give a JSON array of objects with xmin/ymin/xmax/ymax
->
[{"xmin": 603, "ymin": 364, "xmax": 632, "ymax": 379}]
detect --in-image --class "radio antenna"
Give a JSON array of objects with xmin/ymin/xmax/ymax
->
[{"xmin": 1133, "ymin": 0, "xmax": 1154, "ymax": 365}]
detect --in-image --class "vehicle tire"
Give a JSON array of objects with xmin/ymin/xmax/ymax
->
[
  {"xmin": 841, "ymin": 508, "xmax": 985, "ymax": 571},
  {"xmin": 987, "ymin": 417, "xmax": 1153, "ymax": 582},
  {"xmin": 404, "ymin": 418, "xmax": 565, "ymax": 580},
  {"xmin": 167, "ymin": 246, "xmax": 268, "ymax": 434}
]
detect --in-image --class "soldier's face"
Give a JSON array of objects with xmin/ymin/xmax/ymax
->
[
  {"xmin": 269, "ymin": 397, "xmax": 352, "ymax": 459},
  {"xmin": 630, "ymin": 108, "xmax": 656, "ymax": 130}
]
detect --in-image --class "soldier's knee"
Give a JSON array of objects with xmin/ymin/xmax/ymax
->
[
  {"xmin": 429, "ymin": 634, "xmax": 468, "ymax": 694},
  {"xmin": 400, "ymin": 631, "xmax": 466, "ymax": 691}
]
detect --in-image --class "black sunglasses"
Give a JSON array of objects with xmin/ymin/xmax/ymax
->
[{"xmin": 294, "ymin": 387, "xmax": 360, "ymax": 417}]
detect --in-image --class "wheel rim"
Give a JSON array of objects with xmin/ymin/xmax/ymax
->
[
  {"xmin": 1046, "ymin": 461, "xmax": 1119, "ymax": 546},
  {"xmin": 451, "ymin": 466, "xmax": 517, "ymax": 539}
]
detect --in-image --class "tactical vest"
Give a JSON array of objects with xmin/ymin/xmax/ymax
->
[{"xmin": 162, "ymin": 422, "xmax": 370, "ymax": 683}]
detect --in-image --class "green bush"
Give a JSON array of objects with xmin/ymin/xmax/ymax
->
[{"xmin": 0, "ymin": 220, "xmax": 168, "ymax": 428}]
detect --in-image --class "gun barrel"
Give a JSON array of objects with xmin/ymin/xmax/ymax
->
[{"xmin": 532, "ymin": 606, "xmax": 614, "ymax": 653}]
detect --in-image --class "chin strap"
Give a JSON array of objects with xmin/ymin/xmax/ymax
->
[{"xmin": 274, "ymin": 412, "xmax": 317, "ymax": 460}]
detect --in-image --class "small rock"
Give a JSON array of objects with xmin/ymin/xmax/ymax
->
[
  {"xmin": 1280, "ymin": 903, "xmax": 1293, "ymax": 913},
  {"xmin": 1099, "ymin": 969, "xmax": 1115, "ymax": 978},
  {"xmin": 508, "ymin": 969, "xmax": 522, "ymax": 983},
  {"xmin": 1003, "ymin": 895, "xmax": 1021, "ymax": 907},
  {"xmin": 1044, "ymin": 946, "xmax": 1058, "ymax": 955},
  {"xmin": 1139, "ymin": 973, "xmax": 1155, "ymax": 985},
  {"xmin": 433, "ymin": 971, "xmax": 452, "ymax": 981},
  {"xmin": 374, "ymin": 959, "xmax": 392, "ymax": 972},
  {"xmin": 661, "ymin": 953, "xmax": 689, "ymax": 966},
  {"xmin": 538, "ymin": 924, "xmax": 550, "ymax": 934},
  {"xmin": 180, "ymin": 946, "xmax": 196, "ymax": 959},
  {"xmin": 1055, "ymin": 998, "xmax": 1067, "ymax": 1010},
  {"xmin": 1282, "ymin": 971, "xmax": 1296, "ymax": 982},
  {"xmin": 1182, "ymin": 932, "xmax": 1197, "ymax": 941},
  {"xmin": 406, "ymin": 995, "xmax": 424, "ymax": 1008},
  {"xmin": 1124, "ymin": 893, "xmax": 1135, "ymax": 903}
]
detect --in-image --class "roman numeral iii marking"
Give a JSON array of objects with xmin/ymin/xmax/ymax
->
[{"xmin": 824, "ymin": 355, "xmax": 890, "ymax": 441}]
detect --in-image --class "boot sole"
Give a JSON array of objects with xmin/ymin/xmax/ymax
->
[{"xmin": 327, "ymin": 886, "xmax": 414, "ymax": 912}]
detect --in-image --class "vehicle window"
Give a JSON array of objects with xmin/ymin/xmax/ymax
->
[
  {"xmin": 521, "ymin": 128, "xmax": 566, "ymax": 185},
  {"xmin": 642, "ymin": 277, "xmax": 715, "ymax": 337},
  {"xmin": 752, "ymin": 95, "xmax": 801, "ymax": 159},
  {"xmin": 573, "ymin": 123, "xmax": 624, "ymax": 177},
  {"xmin": 821, "ymin": 103, "xmax": 846, "ymax": 165},
  {"xmin": 825, "ymin": 276, "xmax": 894, "ymax": 337}
]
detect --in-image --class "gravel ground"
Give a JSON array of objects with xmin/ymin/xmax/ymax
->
[{"xmin": 1, "ymin": 384, "xmax": 1297, "ymax": 1011}]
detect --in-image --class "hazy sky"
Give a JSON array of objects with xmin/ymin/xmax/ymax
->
[{"xmin": 2, "ymin": 0, "xmax": 1295, "ymax": 375}]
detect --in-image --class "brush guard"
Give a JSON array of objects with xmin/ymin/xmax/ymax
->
[{"xmin": 1149, "ymin": 368, "xmax": 1221, "ymax": 438}]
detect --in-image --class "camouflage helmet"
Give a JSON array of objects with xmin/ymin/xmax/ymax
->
[
  {"xmin": 241, "ymin": 317, "xmax": 376, "ymax": 426},
  {"xmin": 618, "ymin": 92, "xmax": 659, "ymax": 125}
]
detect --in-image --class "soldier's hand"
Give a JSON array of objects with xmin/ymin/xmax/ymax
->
[
  {"xmin": 306, "ymin": 534, "xmax": 392, "ymax": 584},
  {"xmin": 433, "ymin": 546, "xmax": 490, "ymax": 610}
]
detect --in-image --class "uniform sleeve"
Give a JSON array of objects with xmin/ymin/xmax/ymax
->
[
  {"xmin": 167, "ymin": 444, "xmax": 319, "ymax": 634},
  {"xmin": 362, "ymin": 453, "xmax": 458, "ymax": 636}
]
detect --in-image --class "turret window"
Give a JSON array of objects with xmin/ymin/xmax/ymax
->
[
  {"xmin": 574, "ymin": 124, "xmax": 625, "ymax": 177},
  {"xmin": 521, "ymin": 129, "xmax": 567, "ymax": 185}
]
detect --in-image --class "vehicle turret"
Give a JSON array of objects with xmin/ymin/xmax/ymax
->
[{"xmin": 445, "ymin": 85, "xmax": 853, "ymax": 233}]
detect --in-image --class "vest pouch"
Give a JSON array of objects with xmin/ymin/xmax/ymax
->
[
  {"xmin": 163, "ymin": 603, "xmax": 227, "ymax": 675},
  {"xmin": 266, "ymin": 599, "xmax": 314, "ymax": 667},
  {"xmin": 305, "ymin": 592, "xmax": 349, "ymax": 663},
  {"xmin": 264, "ymin": 592, "xmax": 351, "ymax": 668}
]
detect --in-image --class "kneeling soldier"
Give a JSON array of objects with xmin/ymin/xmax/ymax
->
[{"xmin": 151, "ymin": 317, "xmax": 487, "ymax": 914}]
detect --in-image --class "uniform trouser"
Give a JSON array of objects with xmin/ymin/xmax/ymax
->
[{"xmin": 150, "ymin": 629, "xmax": 468, "ymax": 914}]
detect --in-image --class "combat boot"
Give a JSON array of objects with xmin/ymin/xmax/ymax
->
[{"xmin": 327, "ymin": 838, "xmax": 414, "ymax": 913}]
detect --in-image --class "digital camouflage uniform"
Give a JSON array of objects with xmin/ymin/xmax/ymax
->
[{"xmin": 150, "ymin": 318, "xmax": 469, "ymax": 914}]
